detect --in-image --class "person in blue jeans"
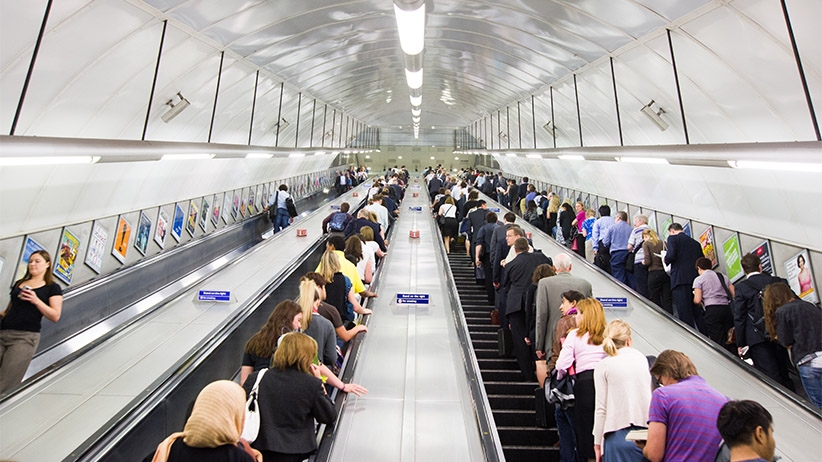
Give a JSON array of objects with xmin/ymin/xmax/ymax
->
[
  {"xmin": 268, "ymin": 184, "xmax": 293, "ymax": 233},
  {"xmin": 555, "ymin": 404, "xmax": 578, "ymax": 462}
]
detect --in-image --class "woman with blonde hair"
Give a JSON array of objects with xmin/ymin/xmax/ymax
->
[
  {"xmin": 150, "ymin": 380, "xmax": 260, "ymax": 462},
  {"xmin": 243, "ymin": 333, "xmax": 335, "ymax": 462},
  {"xmin": 642, "ymin": 228, "xmax": 673, "ymax": 314},
  {"xmin": 546, "ymin": 195, "xmax": 561, "ymax": 238},
  {"xmin": 317, "ymin": 250, "xmax": 368, "ymax": 322},
  {"xmin": 592, "ymin": 320, "xmax": 651, "ymax": 462},
  {"xmin": 297, "ymin": 279, "xmax": 337, "ymax": 369},
  {"xmin": 555, "ymin": 298, "xmax": 608, "ymax": 460}
]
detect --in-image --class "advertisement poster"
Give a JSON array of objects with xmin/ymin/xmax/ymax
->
[
  {"xmin": 722, "ymin": 233, "xmax": 743, "ymax": 282},
  {"xmin": 222, "ymin": 192, "xmax": 231, "ymax": 224},
  {"xmin": 784, "ymin": 250, "xmax": 817, "ymax": 303},
  {"xmin": 171, "ymin": 204, "xmax": 184, "ymax": 243},
  {"xmin": 85, "ymin": 222, "xmax": 108, "ymax": 273},
  {"xmin": 698, "ymin": 226, "xmax": 717, "ymax": 267},
  {"xmin": 211, "ymin": 194, "xmax": 222, "ymax": 226},
  {"xmin": 186, "ymin": 201, "xmax": 198, "ymax": 237},
  {"xmin": 53, "ymin": 228, "xmax": 81, "ymax": 284},
  {"xmin": 660, "ymin": 216, "xmax": 672, "ymax": 236},
  {"xmin": 134, "ymin": 211, "xmax": 151, "ymax": 256},
  {"xmin": 247, "ymin": 188, "xmax": 256, "ymax": 216},
  {"xmin": 262, "ymin": 185, "xmax": 268, "ymax": 209},
  {"xmin": 646, "ymin": 211, "xmax": 657, "ymax": 236},
  {"xmin": 240, "ymin": 189, "xmax": 248, "ymax": 217},
  {"xmin": 232, "ymin": 191, "xmax": 240, "ymax": 219},
  {"xmin": 154, "ymin": 208, "xmax": 168, "ymax": 249},
  {"xmin": 111, "ymin": 216, "xmax": 131, "ymax": 264},
  {"xmin": 682, "ymin": 220, "xmax": 692, "ymax": 238},
  {"xmin": 16, "ymin": 236, "xmax": 47, "ymax": 280},
  {"xmin": 200, "ymin": 197, "xmax": 210, "ymax": 231},
  {"xmin": 753, "ymin": 240, "xmax": 774, "ymax": 276}
]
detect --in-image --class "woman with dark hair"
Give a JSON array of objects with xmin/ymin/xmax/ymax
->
[
  {"xmin": 240, "ymin": 301, "xmax": 303, "ymax": 385},
  {"xmin": 438, "ymin": 196, "xmax": 459, "ymax": 254},
  {"xmin": 149, "ymin": 380, "xmax": 259, "ymax": 462},
  {"xmin": 243, "ymin": 333, "xmax": 335, "ymax": 462},
  {"xmin": 763, "ymin": 282, "xmax": 822, "ymax": 409},
  {"xmin": 344, "ymin": 235, "xmax": 371, "ymax": 283},
  {"xmin": 0, "ymin": 250, "xmax": 63, "ymax": 392},
  {"xmin": 523, "ymin": 200, "xmax": 539, "ymax": 224},
  {"xmin": 558, "ymin": 202, "xmax": 575, "ymax": 246},
  {"xmin": 571, "ymin": 201, "xmax": 586, "ymax": 257}
]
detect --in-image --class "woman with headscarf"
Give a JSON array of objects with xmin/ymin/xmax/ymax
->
[{"xmin": 149, "ymin": 380, "xmax": 260, "ymax": 462}]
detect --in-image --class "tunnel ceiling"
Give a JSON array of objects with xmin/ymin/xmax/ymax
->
[{"xmin": 145, "ymin": 0, "xmax": 710, "ymax": 128}]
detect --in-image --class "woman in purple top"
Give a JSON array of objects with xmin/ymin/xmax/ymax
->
[{"xmin": 642, "ymin": 350, "xmax": 728, "ymax": 462}]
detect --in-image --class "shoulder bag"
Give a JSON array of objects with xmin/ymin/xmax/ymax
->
[
  {"xmin": 241, "ymin": 369, "xmax": 268, "ymax": 443},
  {"xmin": 715, "ymin": 272, "xmax": 737, "ymax": 347}
]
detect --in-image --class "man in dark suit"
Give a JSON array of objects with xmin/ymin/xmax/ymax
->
[
  {"xmin": 475, "ymin": 211, "xmax": 502, "ymax": 305},
  {"xmin": 733, "ymin": 253, "xmax": 794, "ymax": 390},
  {"xmin": 427, "ymin": 175, "xmax": 442, "ymax": 201},
  {"xmin": 504, "ymin": 237, "xmax": 552, "ymax": 380},
  {"xmin": 517, "ymin": 177, "xmax": 530, "ymax": 199},
  {"xmin": 664, "ymin": 222, "xmax": 706, "ymax": 332}
]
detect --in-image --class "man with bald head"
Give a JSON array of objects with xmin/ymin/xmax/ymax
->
[{"xmin": 534, "ymin": 253, "xmax": 593, "ymax": 375}]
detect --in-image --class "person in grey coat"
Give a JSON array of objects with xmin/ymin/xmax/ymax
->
[{"xmin": 534, "ymin": 253, "xmax": 593, "ymax": 370}]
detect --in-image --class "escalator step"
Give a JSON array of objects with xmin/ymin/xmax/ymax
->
[
  {"xmin": 492, "ymin": 409, "xmax": 537, "ymax": 427},
  {"xmin": 497, "ymin": 426, "xmax": 556, "ymax": 446},
  {"xmin": 481, "ymin": 370, "xmax": 525, "ymax": 382},
  {"xmin": 503, "ymin": 445, "xmax": 559, "ymax": 462},
  {"xmin": 488, "ymin": 394, "xmax": 536, "ymax": 410},
  {"xmin": 478, "ymin": 359, "xmax": 521, "ymax": 370},
  {"xmin": 484, "ymin": 381, "xmax": 539, "ymax": 395}
]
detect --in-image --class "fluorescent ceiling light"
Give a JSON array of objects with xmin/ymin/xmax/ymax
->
[
  {"xmin": 315, "ymin": 151, "xmax": 326, "ymax": 155},
  {"xmin": 412, "ymin": 116, "xmax": 420, "ymax": 123},
  {"xmin": 398, "ymin": 156, "xmax": 403, "ymax": 159},
  {"xmin": 394, "ymin": 3, "xmax": 426, "ymax": 56},
  {"xmin": 161, "ymin": 154, "xmax": 214, "ymax": 161},
  {"xmin": 454, "ymin": 157, "xmax": 459, "ymax": 160},
  {"xmin": 0, "ymin": 156, "xmax": 100, "ymax": 166},
  {"xmin": 406, "ymin": 68, "xmax": 423, "ymax": 89},
  {"xmin": 246, "ymin": 153, "xmax": 273, "ymax": 159},
  {"xmin": 617, "ymin": 157, "xmax": 668, "ymax": 164},
  {"xmin": 365, "ymin": 155, "xmax": 371, "ymax": 159},
  {"xmin": 558, "ymin": 155, "xmax": 585, "ymax": 161},
  {"xmin": 430, "ymin": 156, "xmax": 435, "ymax": 160},
  {"xmin": 411, "ymin": 107, "xmax": 421, "ymax": 117},
  {"xmin": 526, "ymin": 154, "xmax": 542, "ymax": 159},
  {"xmin": 728, "ymin": 160, "xmax": 822, "ymax": 173},
  {"xmin": 410, "ymin": 95, "xmax": 422, "ymax": 106},
  {"xmin": 506, "ymin": 153, "xmax": 517, "ymax": 157},
  {"xmin": 288, "ymin": 153, "xmax": 305, "ymax": 158}
]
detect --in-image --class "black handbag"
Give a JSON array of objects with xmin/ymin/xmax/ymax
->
[
  {"xmin": 285, "ymin": 196, "xmax": 298, "ymax": 218},
  {"xmin": 497, "ymin": 328, "xmax": 513, "ymax": 357},
  {"xmin": 625, "ymin": 247, "xmax": 639, "ymax": 274},
  {"xmin": 534, "ymin": 387, "xmax": 550, "ymax": 428}
]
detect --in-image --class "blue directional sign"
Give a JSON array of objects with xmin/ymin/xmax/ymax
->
[
  {"xmin": 408, "ymin": 206, "xmax": 423, "ymax": 212},
  {"xmin": 597, "ymin": 297, "xmax": 628, "ymax": 308},
  {"xmin": 489, "ymin": 207, "xmax": 501, "ymax": 213},
  {"xmin": 396, "ymin": 293, "xmax": 430, "ymax": 305},
  {"xmin": 330, "ymin": 205, "xmax": 341, "ymax": 210},
  {"xmin": 198, "ymin": 290, "xmax": 231, "ymax": 302}
]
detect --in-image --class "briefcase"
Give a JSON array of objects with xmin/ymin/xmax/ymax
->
[
  {"xmin": 534, "ymin": 387, "xmax": 550, "ymax": 428},
  {"xmin": 497, "ymin": 328, "xmax": 513, "ymax": 357}
]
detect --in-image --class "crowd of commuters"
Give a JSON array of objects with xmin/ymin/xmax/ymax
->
[
  {"xmin": 421, "ymin": 168, "xmax": 818, "ymax": 461},
  {"xmin": 142, "ymin": 169, "xmax": 407, "ymax": 461}
]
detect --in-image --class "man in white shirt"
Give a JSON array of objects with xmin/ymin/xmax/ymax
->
[
  {"xmin": 267, "ymin": 184, "xmax": 293, "ymax": 233},
  {"xmin": 365, "ymin": 194, "xmax": 390, "ymax": 234}
]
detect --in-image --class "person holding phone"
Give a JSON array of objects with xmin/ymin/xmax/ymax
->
[{"xmin": 0, "ymin": 250, "xmax": 63, "ymax": 392}]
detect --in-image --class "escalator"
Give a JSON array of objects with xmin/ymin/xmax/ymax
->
[{"xmin": 447, "ymin": 253, "xmax": 557, "ymax": 461}]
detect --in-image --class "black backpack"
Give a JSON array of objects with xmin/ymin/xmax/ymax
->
[
  {"xmin": 741, "ymin": 279, "xmax": 770, "ymax": 340},
  {"xmin": 328, "ymin": 212, "xmax": 348, "ymax": 232}
]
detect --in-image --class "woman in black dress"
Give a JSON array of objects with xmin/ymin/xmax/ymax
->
[
  {"xmin": 438, "ymin": 196, "xmax": 459, "ymax": 253},
  {"xmin": 0, "ymin": 250, "xmax": 63, "ymax": 392}
]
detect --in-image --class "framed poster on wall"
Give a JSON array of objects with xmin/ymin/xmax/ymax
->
[
  {"xmin": 222, "ymin": 192, "xmax": 232, "ymax": 224},
  {"xmin": 134, "ymin": 211, "xmax": 151, "ymax": 256},
  {"xmin": 240, "ymin": 188, "xmax": 248, "ymax": 218},
  {"xmin": 682, "ymin": 220, "xmax": 692, "ymax": 238},
  {"xmin": 186, "ymin": 200, "xmax": 198, "ymax": 237},
  {"xmin": 721, "ymin": 232, "xmax": 743, "ymax": 282},
  {"xmin": 85, "ymin": 221, "xmax": 108, "ymax": 273},
  {"xmin": 111, "ymin": 215, "xmax": 131, "ymax": 264},
  {"xmin": 211, "ymin": 193, "xmax": 222, "ymax": 226},
  {"xmin": 171, "ymin": 203, "xmax": 184, "ymax": 243},
  {"xmin": 784, "ymin": 250, "xmax": 817, "ymax": 303},
  {"xmin": 753, "ymin": 240, "xmax": 774, "ymax": 276},
  {"xmin": 16, "ymin": 236, "xmax": 46, "ymax": 281},
  {"xmin": 53, "ymin": 228, "xmax": 81, "ymax": 284},
  {"xmin": 660, "ymin": 216, "xmax": 673, "ymax": 236},
  {"xmin": 155, "ymin": 208, "xmax": 169, "ymax": 249},
  {"xmin": 232, "ymin": 191, "xmax": 240, "ymax": 219},
  {"xmin": 199, "ymin": 197, "xmax": 210, "ymax": 231},
  {"xmin": 698, "ymin": 226, "xmax": 717, "ymax": 268}
]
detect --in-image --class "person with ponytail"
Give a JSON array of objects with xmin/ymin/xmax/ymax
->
[
  {"xmin": 297, "ymin": 278, "xmax": 337, "ymax": 369},
  {"xmin": 149, "ymin": 380, "xmax": 260, "ymax": 462},
  {"xmin": 555, "ymin": 298, "xmax": 608, "ymax": 460},
  {"xmin": 592, "ymin": 320, "xmax": 652, "ymax": 462}
]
